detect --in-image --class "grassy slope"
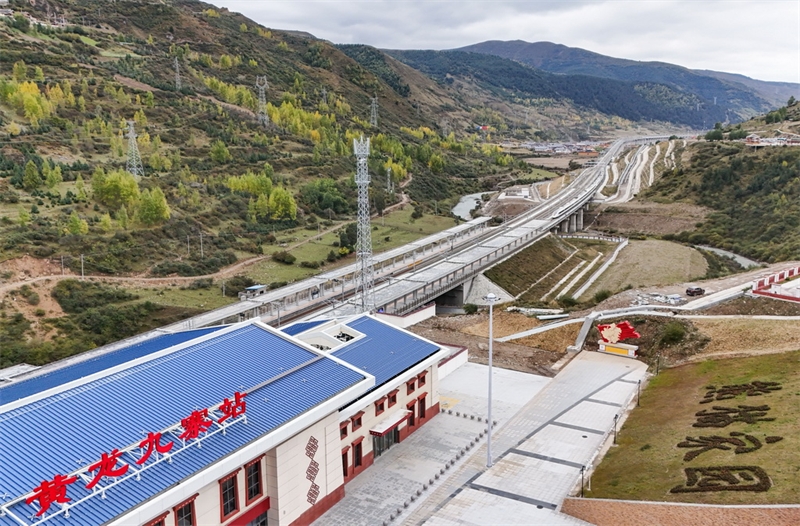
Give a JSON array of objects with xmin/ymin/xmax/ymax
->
[{"xmin": 588, "ymin": 351, "xmax": 800, "ymax": 504}]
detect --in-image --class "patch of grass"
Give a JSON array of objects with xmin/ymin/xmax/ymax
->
[
  {"xmin": 587, "ymin": 351, "xmax": 800, "ymax": 504},
  {"xmin": 585, "ymin": 239, "xmax": 707, "ymax": 295}
]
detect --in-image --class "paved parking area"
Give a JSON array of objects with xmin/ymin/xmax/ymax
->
[{"xmin": 312, "ymin": 364, "xmax": 549, "ymax": 526}]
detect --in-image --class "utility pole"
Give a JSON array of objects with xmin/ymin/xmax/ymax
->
[
  {"xmin": 353, "ymin": 136, "xmax": 375, "ymax": 313},
  {"xmin": 61, "ymin": 255, "xmax": 64, "ymax": 275},
  {"xmin": 255, "ymin": 76, "xmax": 269, "ymax": 128},
  {"xmin": 80, "ymin": 254, "xmax": 84, "ymax": 280},
  {"xmin": 386, "ymin": 166, "xmax": 392, "ymax": 194},
  {"xmin": 174, "ymin": 57, "xmax": 181, "ymax": 91},
  {"xmin": 187, "ymin": 235, "xmax": 190, "ymax": 257},
  {"xmin": 126, "ymin": 121, "xmax": 144, "ymax": 180},
  {"xmin": 200, "ymin": 232, "xmax": 204, "ymax": 259},
  {"xmin": 369, "ymin": 95, "xmax": 378, "ymax": 128},
  {"xmin": 321, "ymin": 88, "xmax": 328, "ymax": 105}
]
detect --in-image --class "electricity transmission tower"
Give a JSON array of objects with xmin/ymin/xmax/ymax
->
[
  {"xmin": 353, "ymin": 136, "xmax": 375, "ymax": 313},
  {"xmin": 369, "ymin": 95, "xmax": 378, "ymax": 127},
  {"xmin": 386, "ymin": 166, "xmax": 393, "ymax": 194},
  {"xmin": 126, "ymin": 121, "xmax": 144, "ymax": 179},
  {"xmin": 255, "ymin": 76, "xmax": 269, "ymax": 128},
  {"xmin": 321, "ymin": 88, "xmax": 328, "ymax": 105},
  {"xmin": 174, "ymin": 57, "xmax": 181, "ymax": 91}
]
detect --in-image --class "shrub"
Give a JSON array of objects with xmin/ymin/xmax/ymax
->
[
  {"xmin": 224, "ymin": 275, "xmax": 256, "ymax": 297},
  {"xmin": 272, "ymin": 251, "xmax": 296, "ymax": 265},
  {"xmin": 300, "ymin": 260, "xmax": 320, "ymax": 269},
  {"xmin": 51, "ymin": 280, "xmax": 136, "ymax": 313},
  {"xmin": 186, "ymin": 278, "xmax": 213, "ymax": 290},
  {"xmin": 463, "ymin": 303, "xmax": 478, "ymax": 314},
  {"xmin": 557, "ymin": 296, "xmax": 579, "ymax": 308},
  {"xmin": 593, "ymin": 290, "xmax": 612, "ymax": 303},
  {"xmin": 660, "ymin": 321, "xmax": 686, "ymax": 345}
]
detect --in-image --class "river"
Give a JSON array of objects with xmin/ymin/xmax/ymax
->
[
  {"xmin": 697, "ymin": 245, "xmax": 760, "ymax": 269},
  {"xmin": 451, "ymin": 192, "xmax": 486, "ymax": 220}
]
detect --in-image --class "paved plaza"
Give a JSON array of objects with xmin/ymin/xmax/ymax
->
[
  {"xmin": 313, "ymin": 364, "xmax": 550, "ymax": 526},
  {"xmin": 313, "ymin": 352, "xmax": 646, "ymax": 526},
  {"xmin": 407, "ymin": 351, "xmax": 647, "ymax": 526}
]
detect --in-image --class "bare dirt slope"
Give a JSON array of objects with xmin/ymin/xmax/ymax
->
[
  {"xmin": 408, "ymin": 311, "xmax": 562, "ymax": 376},
  {"xmin": 589, "ymin": 201, "xmax": 708, "ymax": 236}
]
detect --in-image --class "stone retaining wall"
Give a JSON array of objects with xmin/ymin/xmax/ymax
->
[{"xmin": 562, "ymin": 497, "xmax": 800, "ymax": 526}]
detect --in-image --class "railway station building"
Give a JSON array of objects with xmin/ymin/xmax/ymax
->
[{"xmin": 0, "ymin": 314, "xmax": 447, "ymax": 526}]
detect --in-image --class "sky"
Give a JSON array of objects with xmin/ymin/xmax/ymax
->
[{"xmin": 212, "ymin": 0, "xmax": 800, "ymax": 84}]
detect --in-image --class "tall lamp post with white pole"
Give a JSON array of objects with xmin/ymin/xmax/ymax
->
[{"xmin": 483, "ymin": 292, "xmax": 499, "ymax": 467}]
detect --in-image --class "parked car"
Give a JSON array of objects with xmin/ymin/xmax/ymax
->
[{"xmin": 686, "ymin": 287, "xmax": 705, "ymax": 296}]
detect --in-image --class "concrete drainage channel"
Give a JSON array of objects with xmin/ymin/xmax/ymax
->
[{"xmin": 383, "ymin": 407, "xmax": 497, "ymax": 525}]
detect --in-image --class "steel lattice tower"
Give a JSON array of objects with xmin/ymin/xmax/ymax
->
[
  {"xmin": 353, "ymin": 136, "xmax": 375, "ymax": 312},
  {"xmin": 386, "ymin": 166, "xmax": 392, "ymax": 193},
  {"xmin": 126, "ymin": 121, "xmax": 144, "ymax": 179},
  {"xmin": 255, "ymin": 76, "xmax": 269, "ymax": 128},
  {"xmin": 321, "ymin": 88, "xmax": 328, "ymax": 105},
  {"xmin": 174, "ymin": 57, "xmax": 181, "ymax": 91},
  {"xmin": 369, "ymin": 95, "xmax": 378, "ymax": 127}
]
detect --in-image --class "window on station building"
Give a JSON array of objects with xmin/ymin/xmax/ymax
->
[
  {"xmin": 341, "ymin": 447, "xmax": 349, "ymax": 477},
  {"xmin": 245, "ymin": 459, "xmax": 263, "ymax": 504},
  {"xmin": 351, "ymin": 411, "xmax": 364, "ymax": 431},
  {"xmin": 220, "ymin": 473, "xmax": 239, "ymax": 520},
  {"xmin": 354, "ymin": 441, "xmax": 363, "ymax": 467},
  {"xmin": 174, "ymin": 496, "xmax": 198, "ymax": 526},
  {"xmin": 419, "ymin": 395, "xmax": 427, "ymax": 419},
  {"xmin": 407, "ymin": 401, "xmax": 416, "ymax": 427},
  {"xmin": 144, "ymin": 512, "xmax": 169, "ymax": 526},
  {"xmin": 375, "ymin": 397, "xmax": 386, "ymax": 416},
  {"xmin": 418, "ymin": 371, "xmax": 428, "ymax": 387},
  {"xmin": 388, "ymin": 389, "xmax": 398, "ymax": 408},
  {"xmin": 246, "ymin": 512, "xmax": 269, "ymax": 526},
  {"xmin": 340, "ymin": 422, "xmax": 348, "ymax": 439},
  {"xmin": 406, "ymin": 379, "xmax": 416, "ymax": 395}
]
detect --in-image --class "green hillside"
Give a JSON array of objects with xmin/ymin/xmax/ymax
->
[
  {"xmin": 0, "ymin": 0, "xmax": 545, "ymax": 276},
  {"xmin": 649, "ymin": 102, "xmax": 800, "ymax": 262},
  {"xmin": 385, "ymin": 49, "xmax": 727, "ymax": 128}
]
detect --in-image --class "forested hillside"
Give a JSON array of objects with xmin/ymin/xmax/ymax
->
[
  {"xmin": 0, "ymin": 0, "xmax": 547, "ymax": 276},
  {"xmin": 649, "ymin": 103, "xmax": 800, "ymax": 262},
  {"xmin": 385, "ymin": 50, "xmax": 727, "ymax": 128},
  {"xmin": 457, "ymin": 40, "xmax": 791, "ymax": 120}
]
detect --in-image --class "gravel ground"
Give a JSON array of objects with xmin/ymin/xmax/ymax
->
[{"xmin": 408, "ymin": 312, "xmax": 561, "ymax": 376}]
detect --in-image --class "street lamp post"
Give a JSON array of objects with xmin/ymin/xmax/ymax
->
[
  {"xmin": 613, "ymin": 413, "xmax": 619, "ymax": 444},
  {"xmin": 271, "ymin": 302, "xmax": 283, "ymax": 328},
  {"xmin": 637, "ymin": 379, "xmax": 641, "ymax": 406},
  {"xmin": 580, "ymin": 465, "xmax": 585, "ymax": 498},
  {"xmin": 483, "ymin": 292, "xmax": 499, "ymax": 468}
]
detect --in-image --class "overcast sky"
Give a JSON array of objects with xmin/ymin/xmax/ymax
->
[{"xmin": 212, "ymin": 1, "xmax": 800, "ymax": 84}]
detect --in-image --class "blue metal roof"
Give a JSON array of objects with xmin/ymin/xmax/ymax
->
[
  {"xmin": 0, "ymin": 323, "xmax": 367, "ymax": 525},
  {"xmin": 0, "ymin": 327, "xmax": 224, "ymax": 406},
  {"xmin": 281, "ymin": 319, "xmax": 326, "ymax": 336},
  {"xmin": 333, "ymin": 316, "xmax": 440, "ymax": 389}
]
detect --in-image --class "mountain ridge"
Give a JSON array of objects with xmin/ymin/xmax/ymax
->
[{"xmin": 455, "ymin": 40, "xmax": 798, "ymax": 120}]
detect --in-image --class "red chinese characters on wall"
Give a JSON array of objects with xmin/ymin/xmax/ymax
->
[{"xmin": 25, "ymin": 391, "xmax": 247, "ymax": 517}]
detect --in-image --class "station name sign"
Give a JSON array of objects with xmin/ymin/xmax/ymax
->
[{"xmin": 26, "ymin": 391, "xmax": 247, "ymax": 517}]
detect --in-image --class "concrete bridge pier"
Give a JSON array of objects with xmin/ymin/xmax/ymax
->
[
  {"xmin": 569, "ymin": 214, "xmax": 577, "ymax": 232},
  {"xmin": 577, "ymin": 208, "xmax": 584, "ymax": 230},
  {"xmin": 560, "ymin": 219, "xmax": 570, "ymax": 233}
]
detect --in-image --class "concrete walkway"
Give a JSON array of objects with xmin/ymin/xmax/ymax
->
[
  {"xmin": 404, "ymin": 351, "xmax": 648, "ymax": 526},
  {"xmin": 312, "ymin": 364, "xmax": 550, "ymax": 526}
]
